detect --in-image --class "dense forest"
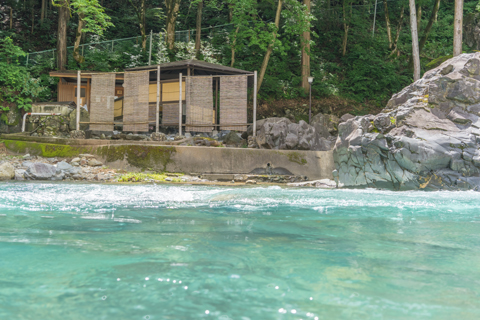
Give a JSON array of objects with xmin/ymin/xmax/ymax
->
[{"xmin": 0, "ymin": 0, "xmax": 479, "ymax": 119}]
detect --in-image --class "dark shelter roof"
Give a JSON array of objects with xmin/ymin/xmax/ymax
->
[
  {"xmin": 49, "ymin": 60, "xmax": 253, "ymax": 82},
  {"xmin": 125, "ymin": 59, "xmax": 253, "ymax": 75}
]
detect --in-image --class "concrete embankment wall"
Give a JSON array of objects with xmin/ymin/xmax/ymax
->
[{"xmin": 1, "ymin": 135, "xmax": 334, "ymax": 180}]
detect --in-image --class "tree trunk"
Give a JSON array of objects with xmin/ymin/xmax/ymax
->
[
  {"xmin": 73, "ymin": 13, "xmax": 85, "ymax": 63},
  {"xmin": 195, "ymin": 0, "xmax": 203, "ymax": 58},
  {"xmin": 10, "ymin": 7, "xmax": 13, "ymax": 29},
  {"xmin": 416, "ymin": 5, "xmax": 421, "ymax": 32},
  {"xmin": 384, "ymin": 1, "xmax": 392, "ymax": 49},
  {"xmin": 409, "ymin": 0, "xmax": 420, "ymax": 81},
  {"xmin": 140, "ymin": 0, "xmax": 146, "ymax": 50},
  {"xmin": 165, "ymin": 0, "xmax": 180, "ymax": 51},
  {"xmin": 257, "ymin": 0, "xmax": 283, "ymax": 94},
  {"xmin": 301, "ymin": 0, "xmax": 311, "ymax": 93},
  {"xmin": 408, "ymin": 1, "xmax": 439, "ymax": 68},
  {"xmin": 128, "ymin": 0, "xmax": 147, "ymax": 50},
  {"xmin": 31, "ymin": 4, "xmax": 34, "ymax": 34},
  {"xmin": 230, "ymin": 26, "xmax": 239, "ymax": 67},
  {"xmin": 57, "ymin": 0, "xmax": 69, "ymax": 70},
  {"xmin": 419, "ymin": 0, "xmax": 440, "ymax": 52},
  {"xmin": 342, "ymin": 0, "xmax": 351, "ymax": 56},
  {"xmin": 390, "ymin": 5, "xmax": 405, "ymax": 57},
  {"xmin": 41, "ymin": 0, "xmax": 45, "ymax": 24},
  {"xmin": 453, "ymin": 0, "xmax": 464, "ymax": 56}
]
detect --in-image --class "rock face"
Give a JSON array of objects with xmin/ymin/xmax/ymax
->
[
  {"xmin": 254, "ymin": 117, "xmax": 336, "ymax": 151},
  {"xmin": 0, "ymin": 162, "xmax": 15, "ymax": 180},
  {"xmin": 334, "ymin": 53, "xmax": 480, "ymax": 190}
]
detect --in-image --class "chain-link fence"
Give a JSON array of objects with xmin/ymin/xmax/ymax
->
[{"xmin": 22, "ymin": 23, "xmax": 236, "ymax": 68}]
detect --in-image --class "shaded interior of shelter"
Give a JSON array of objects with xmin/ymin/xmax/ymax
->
[{"xmin": 50, "ymin": 60, "xmax": 255, "ymax": 134}]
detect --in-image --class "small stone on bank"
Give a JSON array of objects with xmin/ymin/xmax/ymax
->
[{"xmin": 88, "ymin": 159, "xmax": 103, "ymax": 167}]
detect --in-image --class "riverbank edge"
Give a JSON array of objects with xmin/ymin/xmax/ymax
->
[{"xmin": 0, "ymin": 134, "xmax": 336, "ymax": 187}]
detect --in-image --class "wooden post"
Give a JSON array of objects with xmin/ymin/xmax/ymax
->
[
  {"xmin": 453, "ymin": 0, "xmax": 464, "ymax": 56},
  {"xmin": 76, "ymin": 70, "xmax": 81, "ymax": 131},
  {"xmin": 215, "ymin": 77, "xmax": 218, "ymax": 128},
  {"xmin": 86, "ymin": 77, "xmax": 91, "ymax": 111},
  {"xmin": 179, "ymin": 73, "xmax": 183, "ymax": 136},
  {"xmin": 156, "ymin": 65, "xmax": 160, "ymax": 133},
  {"xmin": 253, "ymin": 71, "xmax": 257, "ymax": 137}
]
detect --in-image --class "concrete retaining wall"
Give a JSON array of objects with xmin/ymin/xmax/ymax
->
[{"xmin": 1, "ymin": 134, "xmax": 334, "ymax": 180}]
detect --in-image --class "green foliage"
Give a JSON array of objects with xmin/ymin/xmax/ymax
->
[
  {"xmin": 69, "ymin": 0, "xmax": 114, "ymax": 36},
  {"xmin": 5, "ymin": 0, "xmax": 479, "ymax": 112},
  {"xmin": 0, "ymin": 37, "xmax": 46, "ymax": 112}
]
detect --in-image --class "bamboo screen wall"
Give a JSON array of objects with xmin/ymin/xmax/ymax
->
[
  {"xmin": 220, "ymin": 75, "xmax": 248, "ymax": 131},
  {"xmin": 123, "ymin": 71, "xmax": 149, "ymax": 132},
  {"xmin": 185, "ymin": 76, "xmax": 213, "ymax": 133},
  {"xmin": 162, "ymin": 103, "xmax": 180, "ymax": 126},
  {"xmin": 90, "ymin": 74, "xmax": 116, "ymax": 131}
]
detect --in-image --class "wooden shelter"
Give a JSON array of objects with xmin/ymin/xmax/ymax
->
[{"xmin": 50, "ymin": 60, "xmax": 257, "ymax": 134}]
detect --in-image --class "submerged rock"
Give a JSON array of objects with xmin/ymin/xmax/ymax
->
[{"xmin": 334, "ymin": 52, "xmax": 480, "ymax": 191}]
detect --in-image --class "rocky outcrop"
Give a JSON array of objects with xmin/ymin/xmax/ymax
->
[
  {"xmin": 334, "ymin": 53, "xmax": 480, "ymax": 190},
  {"xmin": 253, "ymin": 117, "xmax": 336, "ymax": 151}
]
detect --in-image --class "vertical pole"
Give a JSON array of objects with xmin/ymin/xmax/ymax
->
[
  {"xmin": 309, "ymin": 83, "xmax": 312, "ymax": 124},
  {"xmin": 179, "ymin": 73, "xmax": 183, "ymax": 136},
  {"xmin": 82, "ymin": 44, "xmax": 84, "ymax": 56},
  {"xmin": 253, "ymin": 71, "xmax": 257, "ymax": 137},
  {"xmin": 156, "ymin": 65, "xmax": 160, "ymax": 133},
  {"xmin": 372, "ymin": 0, "xmax": 378, "ymax": 38},
  {"xmin": 112, "ymin": 40, "xmax": 114, "ymax": 51},
  {"xmin": 26, "ymin": 53, "xmax": 29, "ymax": 67},
  {"xmin": 148, "ymin": 30, "xmax": 153, "ymax": 65},
  {"xmin": 215, "ymin": 77, "xmax": 218, "ymax": 129},
  {"xmin": 76, "ymin": 70, "xmax": 81, "ymax": 131}
]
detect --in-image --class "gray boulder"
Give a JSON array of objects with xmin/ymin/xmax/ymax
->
[
  {"xmin": 223, "ymin": 131, "xmax": 243, "ymax": 146},
  {"xmin": 25, "ymin": 163, "xmax": 56, "ymax": 180},
  {"xmin": 333, "ymin": 52, "xmax": 480, "ymax": 190},
  {"xmin": 88, "ymin": 159, "xmax": 103, "ymax": 167},
  {"xmin": 254, "ymin": 117, "xmax": 334, "ymax": 151},
  {"xmin": 56, "ymin": 161, "xmax": 74, "ymax": 174},
  {"xmin": 0, "ymin": 162, "xmax": 15, "ymax": 180},
  {"xmin": 311, "ymin": 113, "xmax": 340, "ymax": 136},
  {"xmin": 340, "ymin": 113, "xmax": 355, "ymax": 123}
]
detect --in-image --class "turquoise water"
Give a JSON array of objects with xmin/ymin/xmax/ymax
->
[{"xmin": 0, "ymin": 183, "xmax": 480, "ymax": 320}]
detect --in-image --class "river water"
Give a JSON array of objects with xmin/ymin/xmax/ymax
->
[{"xmin": 0, "ymin": 182, "xmax": 479, "ymax": 319}]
